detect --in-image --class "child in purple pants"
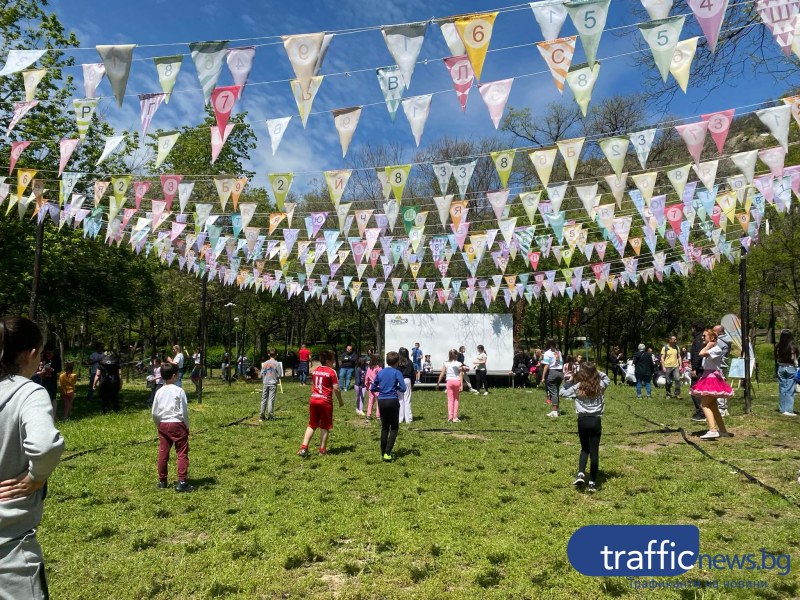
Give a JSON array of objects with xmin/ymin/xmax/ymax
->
[{"xmin": 354, "ymin": 358, "xmax": 366, "ymax": 417}]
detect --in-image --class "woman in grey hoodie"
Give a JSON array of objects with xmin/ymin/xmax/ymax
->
[
  {"xmin": 0, "ymin": 317, "xmax": 65, "ymax": 599},
  {"xmin": 559, "ymin": 362, "xmax": 610, "ymax": 493}
]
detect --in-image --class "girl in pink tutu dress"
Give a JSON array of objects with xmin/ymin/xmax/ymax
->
[{"xmin": 692, "ymin": 329, "xmax": 733, "ymax": 440}]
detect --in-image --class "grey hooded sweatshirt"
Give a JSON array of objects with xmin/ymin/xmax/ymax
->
[{"xmin": 0, "ymin": 376, "xmax": 65, "ymax": 543}]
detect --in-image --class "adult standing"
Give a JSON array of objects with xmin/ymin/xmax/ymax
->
[
  {"xmin": 411, "ymin": 343, "xmax": 423, "ymax": 382},
  {"xmin": 168, "ymin": 344, "xmax": 185, "ymax": 388},
  {"xmin": 713, "ymin": 325, "xmax": 733, "ymax": 417},
  {"xmin": 541, "ymin": 338, "xmax": 564, "ymax": 418},
  {"xmin": 339, "ymin": 345, "xmax": 357, "ymax": 392},
  {"xmin": 775, "ymin": 330, "xmax": 798, "ymax": 416},
  {"xmin": 86, "ymin": 342, "xmax": 104, "ymax": 406},
  {"xmin": 688, "ymin": 322, "xmax": 708, "ymax": 422},
  {"xmin": 661, "ymin": 336, "xmax": 682, "ymax": 399},
  {"xmin": 609, "ymin": 346, "xmax": 625, "ymax": 385},
  {"xmin": 472, "ymin": 345, "xmax": 489, "ymax": 395},
  {"xmin": 397, "ymin": 347, "xmax": 415, "ymax": 424},
  {"xmin": 632, "ymin": 344, "xmax": 654, "ymax": 400},
  {"xmin": 297, "ymin": 344, "xmax": 311, "ymax": 386},
  {"xmin": 39, "ymin": 348, "xmax": 61, "ymax": 406},
  {"xmin": 190, "ymin": 348, "xmax": 203, "ymax": 393},
  {"xmin": 93, "ymin": 351, "xmax": 122, "ymax": 413},
  {"xmin": 0, "ymin": 317, "xmax": 65, "ymax": 598}
]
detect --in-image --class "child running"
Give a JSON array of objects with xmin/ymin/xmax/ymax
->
[
  {"xmin": 369, "ymin": 351, "xmax": 406, "ymax": 462},
  {"xmin": 354, "ymin": 358, "xmax": 366, "ymax": 417},
  {"xmin": 151, "ymin": 363, "xmax": 194, "ymax": 492},
  {"xmin": 58, "ymin": 361, "xmax": 77, "ymax": 420},
  {"xmin": 364, "ymin": 353, "xmax": 382, "ymax": 421},
  {"xmin": 437, "ymin": 349, "xmax": 464, "ymax": 423},
  {"xmin": 559, "ymin": 362, "xmax": 610, "ymax": 493},
  {"xmin": 298, "ymin": 350, "xmax": 344, "ymax": 456}
]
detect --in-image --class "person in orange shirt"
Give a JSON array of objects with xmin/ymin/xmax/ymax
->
[{"xmin": 58, "ymin": 361, "xmax": 77, "ymax": 420}]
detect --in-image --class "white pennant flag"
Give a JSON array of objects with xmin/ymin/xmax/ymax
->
[
  {"xmin": 155, "ymin": 131, "xmax": 180, "ymax": 168},
  {"xmin": 730, "ymin": 150, "xmax": 758, "ymax": 184},
  {"xmin": 531, "ymin": 1, "xmax": 569, "ymax": 41},
  {"xmin": 82, "ymin": 63, "xmax": 106, "ymax": 98},
  {"xmin": 439, "ymin": 19, "xmax": 466, "ymax": 55},
  {"xmin": 641, "ymin": 0, "xmax": 673, "ymax": 19},
  {"xmin": 282, "ymin": 33, "xmax": 325, "ymax": 97},
  {"xmin": 401, "ymin": 95, "xmax": 432, "ymax": 146},
  {"xmin": 629, "ymin": 129, "xmax": 657, "ymax": 169},
  {"xmin": 96, "ymin": 44, "xmax": 135, "ymax": 106},
  {"xmin": 756, "ymin": 105, "xmax": 791, "ymax": 151},
  {"xmin": 0, "ymin": 49, "xmax": 46, "ymax": 76},
  {"xmin": 266, "ymin": 117, "xmax": 291, "ymax": 156},
  {"xmin": 478, "ymin": 79, "xmax": 513, "ymax": 129},
  {"xmin": 382, "ymin": 23, "xmax": 427, "ymax": 89},
  {"xmin": 226, "ymin": 46, "xmax": 255, "ymax": 97},
  {"xmin": 547, "ymin": 182, "xmax": 568, "ymax": 212},
  {"xmin": 452, "ymin": 160, "xmax": 477, "ymax": 200},
  {"xmin": 557, "ymin": 137, "xmax": 584, "ymax": 179},
  {"xmin": 333, "ymin": 107, "xmax": 362, "ymax": 157},
  {"xmin": 693, "ymin": 160, "xmax": 719, "ymax": 192},
  {"xmin": 178, "ymin": 182, "xmax": 195, "ymax": 213},
  {"xmin": 433, "ymin": 162, "xmax": 453, "ymax": 194},
  {"xmin": 139, "ymin": 93, "xmax": 166, "ymax": 138},
  {"xmin": 434, "ymin": 194, "xmax": 455, "ymax": 226},
  {"xmin": 97, "ymin": 134, "xmax": 126, "ymax": 164},
  {"xmin": 604, "ymin": 173, "xmax": 627, "ymax": 208}
]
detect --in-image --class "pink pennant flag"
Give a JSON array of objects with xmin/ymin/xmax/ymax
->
[
  {"xmin": 675, "ymin": 121, "xmax": 709, "ymax": 165},
  {"xmin": 121, "ymin": 208, "xmax": 137, "ymax": 230},
  {"xmin": 210, "ymin": 124, "xmax": 235, "ymax": 164},
  {"xmin": 665, "ymin": 203, "xmax": 684, "ymax": 234},
  {"xmin": 6, "ymin": 100, "xmax": 38, "ymax": 135},
  {"xmin": 758, "ymin": 146, "xmax": 786, "ymax": 179},
  {"xmin": 451, "ymin": 221, "xmax": 470, "ymax": 250},
  {"xmin": 757, "ymin": 0, "xmax": 800, "ymax": 56},
  {"xmin": 711, "ymin": 205, "xmax": 722, "ymax": 227},
  {"xmin": 754, "ymin": 174, "xmax": 775, "ymax": 204},
  {"xmin": 528, "ymin": 251, "xmax": 540, "ymax": 270},
  {"xmin": 211, "ymin": 85, "xmax": 241, "ymax": 132},
  {"xmin": 9, "ymin": 141, "xmax": 31, "ymax": 174},
  {"xmin": 139, "ymin": 93, "xmax": 166, "ymax": 137},
  {"xmin": 478, "ymin": 78, "xmax": 513, "ymax": 129},
  {"xmin": 687, "ymin": 0, "xmax": 730, "ymax": 53},
  {"xmin": 160, "ymin": 174, "xmax": 183, "ymax": 212},
  {"xmin": 133, "ymin": 181, "xmax": 151, "ymax": 210},
  {"xmin": 58, "ymin": 138, "xmax": 80, "ymax": 176},
  {"xmin": 701, "ymin": 109, "xmax": 735, "ymax": 153},
  {"xmin": 170, "ymin": 221, "xmax": 187, "ymax": 241},
  {"xmin": 443, "ymin": 55, "xmax": 474, "ymax": 112}
]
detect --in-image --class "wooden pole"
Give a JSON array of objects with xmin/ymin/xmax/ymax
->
[
  {"xmin": 740, "ymin": 254, "xmax": 752, "ymax": 414},
  {"xmin": 28, "ymin": 220, "xmax": 45, "ymax": 321}
]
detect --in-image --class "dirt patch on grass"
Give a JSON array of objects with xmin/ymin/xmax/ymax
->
[
  {"xmin": 447, "ymin": 432, "xmax": 489, "ymax": 441},
  {"xmin": 319, "ymin": 573, "xmax": 346, "ymax": 593},
  {"xmin": 168, "ymin": 531, "xmax": 209, "ymax": 544},
  {"xmin": 611, "ymin": 440, "xmax": 676, "ymax": 455}
]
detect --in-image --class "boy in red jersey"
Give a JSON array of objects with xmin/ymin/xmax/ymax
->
[{"xmin": 298, "ymin": 350, "xmax": 344, "ymax": 456}]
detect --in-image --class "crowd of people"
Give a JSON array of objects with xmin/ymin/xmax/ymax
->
[{"xmin": 2, "ymin": 313, "xmax": 799, "ymax": 597}]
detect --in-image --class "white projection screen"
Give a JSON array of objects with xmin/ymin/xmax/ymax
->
[{"xmin": 384, "ymin": 313, "xmax": 514, "ymax": 372}]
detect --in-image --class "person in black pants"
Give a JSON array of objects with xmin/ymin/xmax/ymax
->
[
  {"xmin": 369, "ymin": 351, "xmax": 407, "ymax": 462},
  {"xmin": 559, "ymin": 362, "xmax": 610, "ymax": 493},
  {"xmin": 510, "ymin": 348, "xmax": 531, "ymax": 389},
  {"xmin": 688, "ymin": 321, "xmax": 707, "ymax": 422},
  {"xmin": 94, "ymin": 351, "xmax": 122, "ymax": 413}
]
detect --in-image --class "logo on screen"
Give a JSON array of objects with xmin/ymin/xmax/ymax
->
[{"xmin": 390, "ymin": 315, "xmax": 408, "ymax": 324}]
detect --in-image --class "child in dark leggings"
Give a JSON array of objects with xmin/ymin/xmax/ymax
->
[
  {"xmin": 369, "ymin": 351, "xmax": 407, "ymax": 462},
  {"xmin": 559, "ymin": 362, "xmax": 610, "ymax": 493}
]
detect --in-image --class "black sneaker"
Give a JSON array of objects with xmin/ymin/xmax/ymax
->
[
  {"xmin": 175, "ymin": 481, "xmax": 195, "ymax": 493},
  {"xmin": 259, "ymin": 415, "xmax": 265, "ymax": 422},
  {"xmin": 156, "ymin": 480, "xmax": 168, "ymax": 490},
  {"xmin": 572, "ymin": 473, "xmax": 586, "ymax": 486},
  {"xmin": 587, "ymin": 482, "xmax": 597, "ymax": 493},
  {"xmin": 691, "ymin": 414, "xmax": 706, "ymax": 422}
]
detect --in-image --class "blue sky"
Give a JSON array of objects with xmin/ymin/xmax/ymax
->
[{"xmin": 47, "ymin": 0, "xmax": 798, "ymax": 191}]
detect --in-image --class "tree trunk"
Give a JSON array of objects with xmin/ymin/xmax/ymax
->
[{"xmin": 28, "ymin": 220, "xmax": 45, "ymax": 321}]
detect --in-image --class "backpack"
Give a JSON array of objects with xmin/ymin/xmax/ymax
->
[{"xmin": 98, "ymin": 356, "xmax": 120, "ymax": 387}]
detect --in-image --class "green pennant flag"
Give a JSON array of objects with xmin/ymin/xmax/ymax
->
[
  {"xmin": 269, "ymin": 173, "xmax": 293, "ymax": 211},
  {"xmin": 386, "ymin": 165, "xmax": 411, "ymax": 205},
  {"xmin": 491, "ymin": 150, "xmax": 516, "ymax": 189},
  {"xmin": 638, "ymin": 16, "xmax": 686, "ymax": 82},
  {"xmin": 565, "ymin": 0, "xmax": 610, "ymax": 67}
]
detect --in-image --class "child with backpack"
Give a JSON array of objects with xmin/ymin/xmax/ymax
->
[{"xmin": 151, "ymin": 363, "xmax": 193, "ymax": 492}]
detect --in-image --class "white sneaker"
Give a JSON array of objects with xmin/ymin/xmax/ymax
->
[
  {"xmin": 471, "ymin": 390, "xmax": 479, "ymax": 395},
  {"xmin": 546, "ymin": 410, "xmax": 559, "ymax": 418},
  {"xmin": 482, "ymin": 391, "xmax": 489, "ymax": 396},
  {"xmin": 452, "ymin": 418, "xmax": 461, "ymax": 423},
  {"xmin": 719, "ymin": 409, "xmax": 730, "ymax": 417},
  {"xmin": 700, "ymin": 430, "xmax": 720, "ymax": 440},
  {"xmin": 781, "ymin": 412, "xmax": 798, "ymax": 417}
]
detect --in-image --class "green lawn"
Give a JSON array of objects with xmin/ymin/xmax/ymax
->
[{"xmin": 41, "ymin": 376, "xmax": 800, "ymax": 599}]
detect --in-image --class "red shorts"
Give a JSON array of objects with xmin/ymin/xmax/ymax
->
[{"xmin": 309, "ymin": 400, "xmax": 333, "ymax": 430}]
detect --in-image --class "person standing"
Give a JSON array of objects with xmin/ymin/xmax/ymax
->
[
  {"xmin": 713, "ymin": 325, "xmax": 733, "ymax": 417},
  {"xmin": 609, "ymin": 346, "xmax": 625, "ymax": 385},
  {"xmin": 541, "ymin": 338, "xmax": 564, "ymax": 417},
  {"xmin": 457, "ymin": 345, "xmax": 474, "ymax": 393},
  {"xmin": 364, "ymin": 354, "xmax": 382, "ymax": 421},
  {"xmin": 692, "ymin": 329, "xmax": 733, "ymax": 439},
  {"xmin": 86, "ymin": 342, "xmax": 105, "ymax": 406},
  {"xmin": 259, "ymin": 349, "xmax": 280, "ymax": 421},
  {"xmin": 39, "ymin": 348, "xmax": 60, "ymax": 406},
  {"xmin": 437, "ymin": 349, "xmax": 464, "ymax": 423},
  {"xmin": 58, "ymin": 362, "xmax": 77, "ymax": 420},
  {"xmin": 775, "ymin": 330, "xmax": 798, "ymax": 416},
  {"xmin": 338, "ymin": 345, "xmax": 357, "ymax": 392},
  {"xmin": 688, "ymin": 322, "xmax": 708, "ymax": 422},
  {"xmin": 298, "ymin": 351, "xmax": 344, "ymax": 456},
  {"xmin": 661, "ymin": 336, "xmax": 682, "ymax": 399},
  {"xmin": 168, "ymin": 344, "xmax": 185, "ymax": 388},
  {"xmin": 354, "ymin": 358, "xmax": 367, "ymax": 417},
  {"xmin": 411, "ymin": 343, "xmax": 423, "ymax": 382},
  {"xmin": 190, "ymin": 348, "xmax": 203, "ymax": 394},
  {"xmin": 560, "ymin": 362, "xmax": 610, "ymax": 493},
  {"xmin": 473, "ymin": 345, "xmax": 489, "ymax": 395},
  {"xmin": 632, "ymin": 344, "xmax": 654, "ymax": 400},
  {"xmin": 370, "ymin": 352, "xmax": 407, "ymax": 462},
  {"xmin": 0, "ymin": 317, "xmax": 65, "ymax": 598},
  {"xmin": 397, "ymin": 347, "xmax": 415, "ymax": 424},
  {"xmin": 297, "ymin": 344, "xmax": 311, "ymax": 386},
  {"xmin": 94, "ymin": 351, "xmax": 122, "ymax": 413},
  {"xmin": 151, "ymin": 363, "xmax": 194, "ymax": 492}
]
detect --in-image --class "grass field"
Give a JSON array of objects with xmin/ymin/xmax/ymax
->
[{"xmin": 40, "ymin": 375, "xmax": 800, "ymax": 599}]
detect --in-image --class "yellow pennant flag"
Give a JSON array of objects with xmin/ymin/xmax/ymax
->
[
  {"xmin": 529, "ymin": 148, "xmax": 558, "ymax": 188},
  {"xmin": 455, "ymin": 12, "xmax": 498, "ymax": 81},
  {"xmin": 17, "ymin": 168, "xmax": 36, "ymax": 198},
  {"xmin": 111, "ymin": 176, "xmax": 131, "ymax": 205},
  {"xmin": 385, "ymin": 165, "xmax": 411, "ymax": 205},
  {"xmin": 670, "ymin": 37, "xmax": 698, "ymax": 94},
  {"xmin": 556, "ymin": 137, "xmax": 584, "ymax": 179},
  {"xmin": 269, "ymin": 173, "xmax": 293, "ymax": 211},
  {"xmin": 268, "ymin": 213, "xmax": 285, "ymax": 235},
  {"xmin": 490, "ymin": 150, "xmax": 515, "ymax": 188},
  {"xmin": 214, "ymin": 177, "xmax": 235, "ymax": 212}
]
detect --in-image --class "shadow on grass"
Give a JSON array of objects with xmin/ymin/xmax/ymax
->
[
  {"xmin": 189, "ymin": 476, "xmax": 219, "ymax": 488},
  {"xmin": 327, "ymin": 445, "xmax": 357, "ymax": 455}
]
